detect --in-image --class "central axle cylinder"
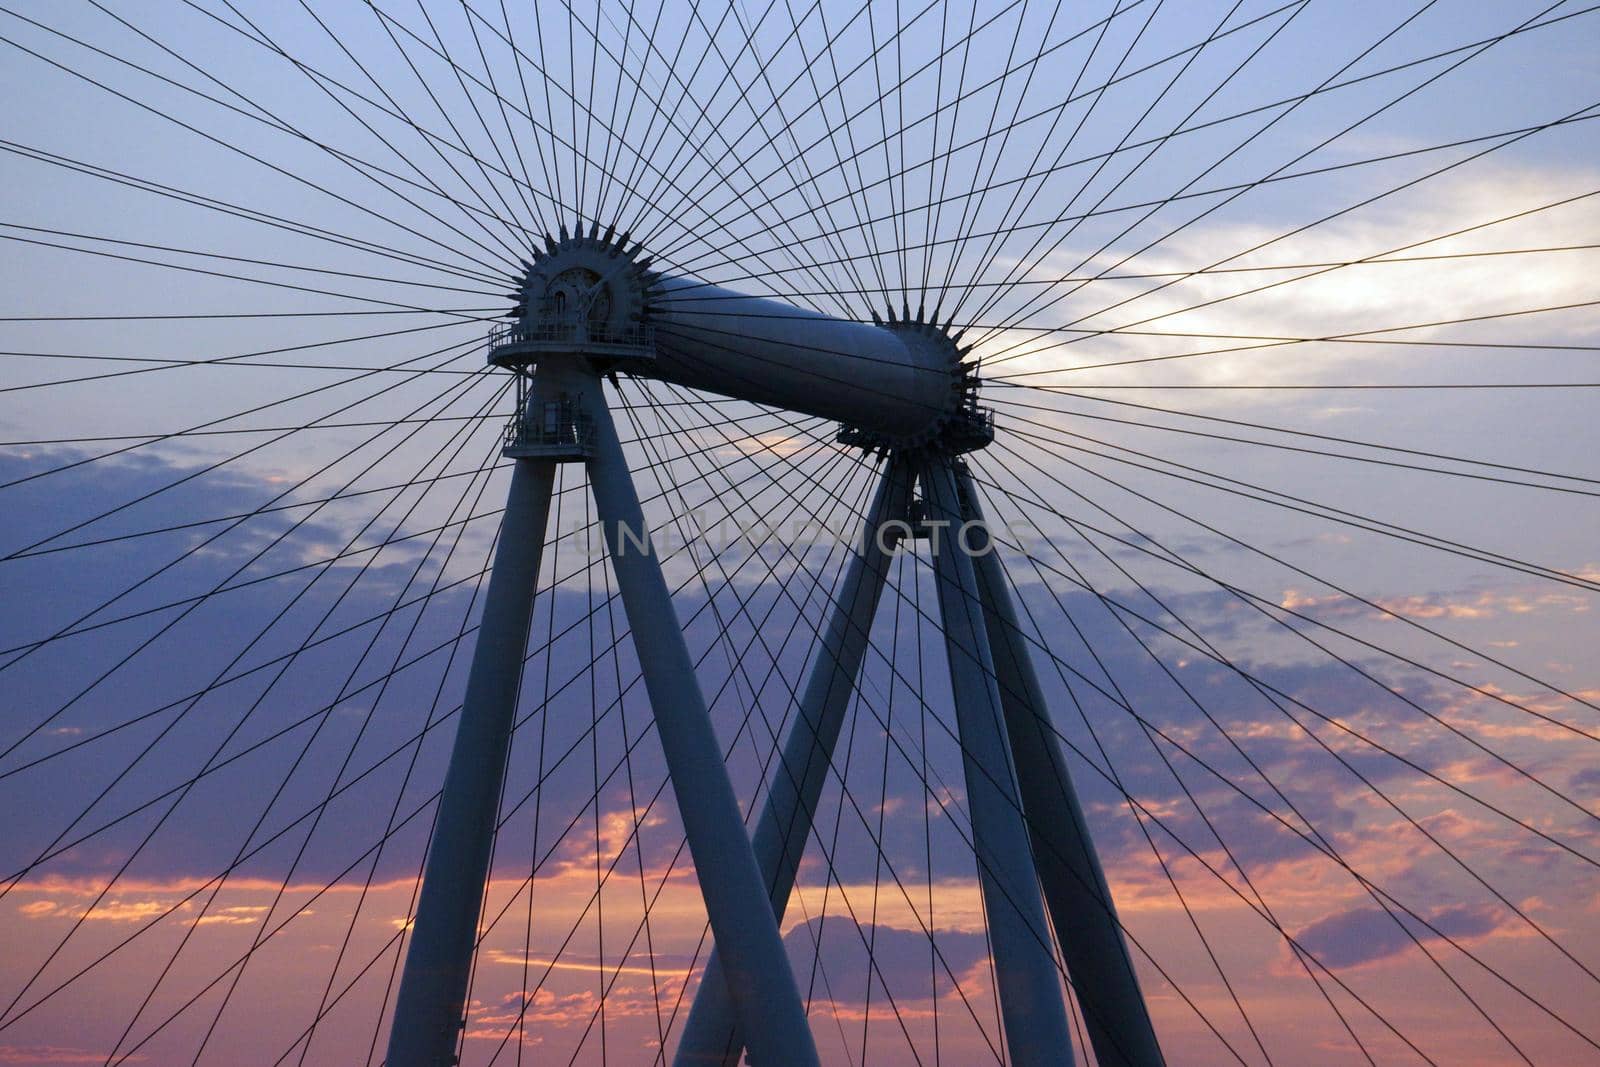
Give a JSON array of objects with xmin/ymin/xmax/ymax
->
[
  {"xmin": 491, "ymin": 231, "xmax": 974, "ymax": 449},
  {"xmin": 648, "ymin": 276, "xmax": 960, "ymax": 440}
]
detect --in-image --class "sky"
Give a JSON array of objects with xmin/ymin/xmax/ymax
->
[{"xmin": 1, "ymin": 1, "xmax": 1598, "ymax": 1064}]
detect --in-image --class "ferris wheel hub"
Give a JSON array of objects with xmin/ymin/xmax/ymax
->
[{"xmin": 489, "ymin": 228, "xmax": 992, "ymax": 455}]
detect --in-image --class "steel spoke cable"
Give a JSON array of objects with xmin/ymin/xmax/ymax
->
[
  {"xmin": 720, "ymin": 0, "xmax": 882, "ymax": 317},
  {"xmin": 0, "ymin": 414, "xmax": 828, "ymax": 820},
  {"xmin": 655, "ymin": 7, "xmax": 1590, "ymax": 320},
  {"xmin": 971, "ymin": 456, "xmax": 1588, "ymax": 1056},
  {"xmin": 930, "ymin": 0, "xmax": 1080, "ymax": 308},
  {"xmin": 580, "ymin": 0, "xmax": 635, "ymax": 232},
  {"xmin": 652, "ymin": 392, "xmax": 1260, "ymax": 1063},
  {"xmin": 584, "ymin": 0, "xmax": 664, "ymax": 230},
  {"xmin": 958, "ymin": 439, "xmax": 1600, "ymax": 874},
  {"xmin": 0, "ymin": 407, "xmax": 798, "ymax": 672},
  {"xmin": 591, "ymin": 0, "xmax": 700, "ymax": 232},
  {"xmin": 0, "ymin": 21, "xmax": 522, "ymax": 279},
  {"xmin": 970, "ymin": 450, "xmax": 1531, "ymax": 1062},
  {"xmin": 0, "ymin": 400, "xmax": 748, "ymax": 566},
  {"xmin": 0, "ymin": 137, "xmax": 508, "ymax": 287},
  {"xmin": 353, "ymin": 0, "xmax": 538, "ymax": 260},
  {"xmin": 0, "ymin": 235, "xmax": 496, "ymax": 327},
  {"xmin": 998, "ymin": 413, "xmax": 1600, "ymax": 593},
  {"xmin": 392, "ymin": 0, "xmax": 865, "ymax": 321},
  {"xmin": 381, "ymin": 0, "xmax": 720, "ymax": 253},
  {"xmin": 455, "ymin": 0, "xmax": 548, "ymax": 236},
  {"xmin": 653, "ymin": 0, "xmax": 1350, "ymax": 283},
  {"xmin": 583, "ymin": 0, "xmax": 866, "ymax": 319},
  {"xmin": 985, "ymin": 467, "xmax": 1574, "ymax": 1049},
  {"xmin": 0, "ymin": 410, "xmax": 504, "ymax": 448},
  {"xmin": 78, "ymin": 0, "xmax": 533, "ymax": 271},
  {"xmin": 496, "ymin": 0, "xmax": 566, "ymax": 236},
  {"xmin": 984, "ymin": 428, "xmax": 1600, "ymax": 743},
  {"xmin": 4, "ymin": 413, "xmax": 845, "ymax": 1035},
  {"xmin": 985, "ymin": 392, "xmax": 1600, "ymax": 497},
  {"xmin": 76, "ymin": 789, "xmax": 451, "ymax": 1063},
  {"xmin": 47, "ymin": 0, "xmax": 533, "ymax": 272},
  {"xmin": 179, "ymin": 388, "xmax": 518, "ymax": 1064},
  {"xmin": 974, "ymin": 20, "xmax": 1593, "ymax": 358},
  {"xmin": 103, "ymin": 369, "xmax": 511, "ymax": 1063},
  {"xmin": 944, "ymin": 0, "xmax": 1220, "ymax": 326},
  {"xmin": 179, "ymin": 0, "xmax": 566, "ymax": 259},
  {"xmin": 728, "ymin": 240, "xmax": 1600, "ymax": 300},
  {"xmin": 0, "ymin": 343, "xmax": 497, "ymax": 764},
  {"xmin": 786, "ymin": 0, "xmax": 895, "ymax": 305},
  {"xmin": 961, "ymin": 0, "xmax": 1488, "ymax": 342},
  {"xmin": 979, "ymin": 433, "xmax": 1600, "ymax": 826},
  {"xmin": 0, "ymin": 409, "xmax": 818, "ymax": 719},
  {"xmin": 619, "ymin": 385, "xmax": 928, "ymax": 1059},
  {"xmin": 645, "ymin": 0, "xmax": 1158, "ymax": 272},
  {"xmin": 951, "ymin": 0, "xmax": 1331, "ymax": 331},
  {"xmin": 0, "ymin": 338, "xmax": 491, "ymax": 646},
  {"xmin": 0, "ymin": 333, "xmax": 491, "ymax": 490},
  {"xmin": 984, "ymin": 290, "xmax": 1600, "ymax": 379},
  {"xmin": 915, "ymin": 0, "xmax": 979, "ymax": 303},
  {"xmin": 0, "ymin": 311, "xmax": 488, "ymax": 401},
  {"xmin": 407, "ymin": 0, "xmax": 546, "ymax": 249},
  {"xmin": 975, "ymin": 424, "xmax": 1600, "ymax": 736},
  {"xmin": 996, "ymin": 387, "xmax": 1600, "ymax": 488},
  {"xmin": 629, "ymin": 105, "xmax": 1599, "ymax": 302},
  {"xmin": 0, "ymin": 365, "xmax": 503, "ymax": 1015},
  {"xmin": 0, "ymin": 220, "xmax": 502, "ymax": 298},
  {"xmin": 293, "ymin": 0, "xmax": 538, "ymax": 262}
]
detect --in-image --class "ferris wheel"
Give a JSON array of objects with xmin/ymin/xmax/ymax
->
[{"xmin": 0, "ymin": 2, "xmax": 1597, "ymax": 1065}]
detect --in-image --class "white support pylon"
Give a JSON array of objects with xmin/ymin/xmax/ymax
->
[
  {"xmin": 675, "ymin": 454, "xmax": 914, "ymax": 1067},
  {"xmin": 920, "ymin": 457, "xmax": 1077, "ymax": 1066},
  {"xmin": 566, "ymin": 361, "xmax": 823, "ymax": 1067},
  {"xmin": 386, "ymin": 457, "xmax": 556, "ymax": 1066},
  {"xmin": 957, "ymin": 464, "xmax": 1166, "ymax": 1067}
]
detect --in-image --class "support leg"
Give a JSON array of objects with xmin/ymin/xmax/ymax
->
[
  {"xmin": 387, "ymin": 457, "xmax": 556, "ymax": 1066},
  {"xmin": 675, "ymin": 455, "xmax": 914, "ymax": 1066},
  {"xmin": 921, "ymin": 458, "xmax": 1076, "ymax": 1067},
  {"xmin": 575, "ymin": 369, "xmax": 822, "ymax": 1067},
  {"xmin": 956, "ymin": 464, "xmax": 1166, "ymax": 1067}
]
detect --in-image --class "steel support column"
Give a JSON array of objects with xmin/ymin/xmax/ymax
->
[
  {"xmin": 920, "ymin": 458, "xmax": 1075, "ymax": 1066},
  {"xmin": 573, "ymin": 367, "xmax": 822, "ymax": 1067},
  {"xmin": 675, "ymin": 455, "xmax": 914, "ymax": 1067},
  {"xmin": 387, "ymin": 457, "xmax": 556, "ymax": 1066},
  {"xmin": 956, "ymin": 465, "xmax": 1166, "ymax": 1067}
]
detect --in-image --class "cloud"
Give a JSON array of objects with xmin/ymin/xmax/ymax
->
[
  {"xmin": 982, "ymin": 163, "xmax": 1600, "ymax": 392},
  {"xmin": 1291, "ymin": 902, "xmax": 1504, "ymax": 969},
  {"xmin": 781, "ymin": 916, "xmax": 989, "ymax": 1005},
  {"xmin": 0, "ymin": 1048, "xmax": 145, "ymax": 1065}
]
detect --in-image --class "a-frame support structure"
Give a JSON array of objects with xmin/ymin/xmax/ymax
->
[
  {"xmin": 674, "ymin": 453, "xmax": 1166, "ymax": 1067},
  {"xmin": 384, "ymin": 227, "xmax": 1164, "ymax": 1065}
]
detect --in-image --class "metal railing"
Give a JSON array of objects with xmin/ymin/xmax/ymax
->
[
  {"xmin": 488, "ymin": 319, "xmax": 655, "ymax": 351},
  {"xmin": 502, "ymin": 394, "xmax": 595, "ymax": 458}
]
